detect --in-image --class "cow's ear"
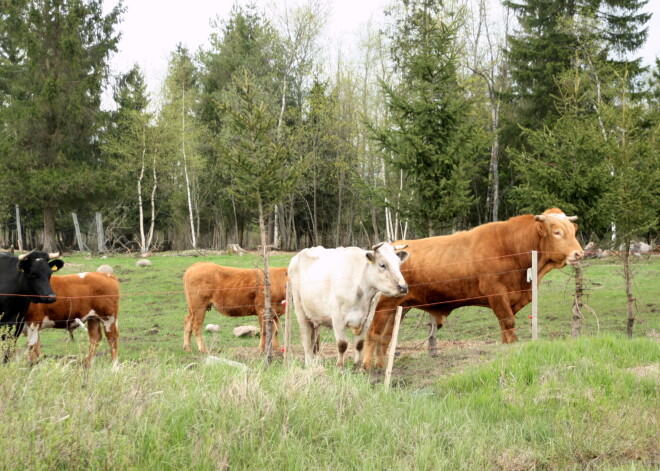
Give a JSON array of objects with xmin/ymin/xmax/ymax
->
[
  {"xmin": 397, "ymin": 251, "xmax": 409, "ymax": 263},
  {"xmin": 18, "ymin": 259, "xmax": 29, "ymax": 272},
  {"xmin": 49, "ymin": 260, "xmax": 64, "ymax": 272},
  {"xmin": 536, "ymin": 221, "xmax": 547, "ymax": 237},
  {"xmin": 365, "ymin": 252, "xmax": 375, "ymax": 263},
  {"xmin": 573, "ymin": 223, "xmax": 579, "ymax": 232}
]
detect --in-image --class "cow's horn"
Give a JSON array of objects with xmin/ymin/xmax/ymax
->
[
  {"xmin": 17, "ymin": 249, "xmax": 35, "ymax": 261},
  {"xmin": 371, "ymin": 242, "xmax": 385, "ymax": 251},
  {"xmin": 48, "ymin": 252, "xmax": 61, "ymax": 259},
  {"xmin": 534, "ymin": 215, "xmax": 547, "ymax": 222},
  {"xmin": 393, "ymin": 244, "xmax": 408, "ymax": 250},
  {"xmin": 566, "ymin": 216, "xmax": 578, "ymax": 221}
]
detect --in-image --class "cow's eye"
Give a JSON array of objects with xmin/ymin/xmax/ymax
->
[
  {"xmin": 553, "ymin": 230, "xmax": 562, "ymax": 236},
  {"xmin": 379, "ymin": 263, "xmax": 386, "ymax": 269}
]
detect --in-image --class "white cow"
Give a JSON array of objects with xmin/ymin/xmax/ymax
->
[{"xmin": 288, "ymin": 242, "xmax": 409, "ymax": 367}]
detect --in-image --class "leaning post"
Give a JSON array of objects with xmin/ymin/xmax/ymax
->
[
  {"xmin": 15, "ymin": 204, "xmax": 23, "ymax": 252},
  {"xmin": 384, "ymin": 306, "xmax": 403, "ymax": 392},
  {"xmin": 284, "ymin": 281, "xmax": 292, "ymax": 366},
  {"xmin": 531, "ymin": 250, "xmax": 539, "ymax": 340}
]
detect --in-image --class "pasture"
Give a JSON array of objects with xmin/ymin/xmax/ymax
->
[{"xmin": 2, "ymin": 251, "xmax": 659, "ymax": 469}]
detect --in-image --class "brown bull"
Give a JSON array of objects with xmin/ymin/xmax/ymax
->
[
  {"xmin": 362, "ymin": 208, "xmax": 584, "ymax": 368},
  {"xmin": 183, "ymin": 263, "xmax": 288, "ymax": 353},
  {"xmin": 24, "ymin": 272, "xmax": 120, "ymax": 366}
]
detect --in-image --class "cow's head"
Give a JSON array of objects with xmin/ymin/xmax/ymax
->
[
  {"xmin": 365, "ymin": 242, "xmax": 409, "ymax": 297},
  {"xmin": 17, "ymin": 251, "xmax": 63, "ymax": 304},
  {"xmin": 534, "ymin": 209, "xmax": 584, "ymax": 266}
]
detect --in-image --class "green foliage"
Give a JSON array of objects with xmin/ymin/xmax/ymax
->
[
  {"xmin": 0, "ymin": 0, "xmax": 124, "ymax": 211},
  {"xmin": 372, "ymin": 0, "xmax": 478, "ymax": 236},
  {"xmin": 217, "ymin": 69, "xmax": 301, "ymax": 217},
  {"xmin": 503, "ymin": 0, "xmax": 650, "ymax": 130}
]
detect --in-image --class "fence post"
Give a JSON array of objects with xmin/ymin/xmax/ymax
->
[
  {"xmin": 384, "ymin": 306, "xmax": 403, "ymax": 392},
  {"xmin": 428, "ymin": 314, "xmax": 438, "ymax": 357},
  {"xmin": 572, "ymin": 263, "xmax": 583, "ymax": 338},
  {"xmin": 15, "ymin": 204, "xmax": 23, "ymax": 251},
  {"xmin": 72, "ymin": 212, "xmax": 85, "ymax": 252},
  {"xmin": 531, "ymin": 250, "xmax": 538, "ymax": 340},
  {"xmin": 284, "ymin": 281, "xmax": 292, "ymax": 366},
  {"xmin": 96, "ymin": 212, "xmax": 105, "ymax": 253}
]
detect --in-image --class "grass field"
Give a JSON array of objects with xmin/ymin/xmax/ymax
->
[{"xmin": 2, "ymin": 251, "xmax": 659, "ymax": 470}]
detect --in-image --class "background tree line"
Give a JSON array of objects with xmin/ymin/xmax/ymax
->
[{"xmin": 0, "ymin": 0, "xmax": 657, "ymax": 255}]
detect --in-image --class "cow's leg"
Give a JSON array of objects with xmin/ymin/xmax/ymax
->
[
  {"xmin": 353, "ymin": 330, "xmax": 366, "ymax": 368},
  {"xmin": 85, "ymin": 319, "xmax": 103, "ymax": 367},
  {"xmin": 25, "ymin": 323, "xmax": 42, "ymax": 362},
  {"xmin": 363, "ymin": 310, "xmax": 391, "ymax": 370},
  {"xmin": 272, "ymin": 314, "xmax": 280, "ymax": 350},
  {"xmin": 332, "ymin": 322, "xmax": 349, "ymax": 368},
  {"xmin": 294, "ymin": 305, "xmax": 316, "ymax": 366},
  {"xmin": 488, "ymin": 293, "xmax": 518, "ymax": 343},
  {"xmin": 103, "ymin": 316, "xmax": 119, "ymax": 363},
  {"xmin": 184, "ymin": 298, "xmax": 208, "ymax": 353}
]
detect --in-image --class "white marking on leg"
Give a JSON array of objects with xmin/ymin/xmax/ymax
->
[
  {"xmin": 41, "ymin": 316, "xmax": 55, "ymax": 329},
  {"xmin": 102, "ymin": 316, "xmax": 116, "ymax": 333},
  {"xmin": 26, "ymin": 324, "xmax": 40, "ymax": 346}
]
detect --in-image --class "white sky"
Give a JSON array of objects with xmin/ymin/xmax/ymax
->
[{"xmin": 105, "ymin": 0, "xmax": 659, "ymax": 104}]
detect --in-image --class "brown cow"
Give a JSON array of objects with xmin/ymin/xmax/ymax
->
[
  {"xmin": 24, "ymin": 272, "xmax": 120, "ymax": 366},
  {"xmin": 183, "ymin": 263, "xmax": 288, "ymax": 353},
  {"xmin": 362, "ymin": 208, "xmax": 584, "ymax": 368}
]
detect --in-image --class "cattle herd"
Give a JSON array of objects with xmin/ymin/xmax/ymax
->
[{"xmin": 0, "ymin": 208, "xmax": 584, "ymax": 369}]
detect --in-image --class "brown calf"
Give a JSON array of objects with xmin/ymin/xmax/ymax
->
[
  {"xmin": 183, "ymin": 263, "xmax": 288, "ymax": 353},
  {"xmin": 24, "ymin": 272, "xmax": 120, "ymax": 366}
]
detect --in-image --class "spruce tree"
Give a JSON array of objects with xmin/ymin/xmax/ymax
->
[
  {"xmin": 0, "ymin": 0, "xmax": 123, "ymax": 251},
  {"xmin": 370, "ymin": 0, "xmax": 477, "ymax": 236}
]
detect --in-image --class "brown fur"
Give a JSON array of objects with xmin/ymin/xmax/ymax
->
[
  {"xmin": 363, "ymin": 208, "xmax": 584, "ymax": 369},
  {"xmin": 25, "ymin": 272, "xmax": 120, "ymax": 366},
  {"xmin": 182, "ymin": 263, "xmax": 288, "ymax": 353}
]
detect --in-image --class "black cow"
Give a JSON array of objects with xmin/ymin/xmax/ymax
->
[{"xmin": 0, "ymin": 251, "xmax": 63, "ymax": 362}]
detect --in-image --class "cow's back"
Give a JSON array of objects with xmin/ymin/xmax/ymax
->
[
  {"xmin": 183, "ymin": 262, "xmax": 281, "ymax": 317},
  {"xmin": 26, "ymin": 272, "xmax": 120, "ymax": 325}
]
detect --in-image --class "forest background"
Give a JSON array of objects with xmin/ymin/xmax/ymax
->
[{"xmin": 0, "ymin": 0, "xmax": 658, "ymax": 254}]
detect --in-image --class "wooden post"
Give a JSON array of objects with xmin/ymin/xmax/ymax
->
[
  {"xmin": 428, "ymin": 314, "xmax": 438, "ymax": 357},
  {"xmin": 572, "ymin": 263, "xmax": 583, "ymax": 338},
  {"xmin": 95, "ymin": 212, "xmax": 105, "ymax": 253},
  {"xmin": 15, "ymin": 205, "xmax": 23, "ymax": 252},
  {"xmin": 72, "ymin": 212, "xmax": 85, "ymax": 252},
  {"xmin": 284, "ymin": 281, "xmax": 292, "ymax": 366},
  {"xmin": 384, "ymin": 306, "xmax": 403, "ymax": 392},
  {"xmin": 531, "ymin": 250, "xmax": 539, "ymax": 340}
]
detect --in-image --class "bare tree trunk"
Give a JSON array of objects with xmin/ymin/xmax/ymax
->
[
  {"xmin": 258, "ymin": 197, "xmax": 274, "ymax": 364},
  {"xmin": 145, "ymin": 151, "xmax": 158, "ymax": 251},
  {"xmin": 137, "ymin": 129, "xmax": 147, "ymax": 252},
  {"xmin": 572, "ymin": 262, "xmax": 583, "ymax": 338},
  {"xmin": 622, "ymin": 244, "xmax": 635, "ymax": 338},
  {"xmin": 42, "ymin": 207, "xmax": 56, "ymax": 252},
  {"xmin": 181, "ymin": 83, "xmax": 197, "ymax": 249}
]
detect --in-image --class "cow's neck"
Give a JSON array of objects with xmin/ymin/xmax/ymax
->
[{"xmin": 500, "ymin": 215, "xmax": 556, "ymax": 282}]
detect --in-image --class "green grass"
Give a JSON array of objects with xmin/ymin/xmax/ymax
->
[
  {"xmin": 0, "ymin": 336, "xmax": 657, "ymax": 470},
  {"xmin": 3, "ymin": 251, "xmax": 659, "ymax": 469}
]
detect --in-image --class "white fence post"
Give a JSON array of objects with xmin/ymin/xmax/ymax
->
[
  {"xmin": 384, "ymin": 306, "xmax": 403, "ymax": 391},
  {"xmin": 96, "ymin": 212, "xmax": 105, "ymax": 253},
  {"xmin": 531, "ymin": 250, "xmax": 538, "ymax": 340},
  {"xmin": 15, "ymin": 204, "xmax": 23, "ymax": 251},
  {"xmin": 72, "ymin": 212, "xmax": 85, "ymax": 252}
]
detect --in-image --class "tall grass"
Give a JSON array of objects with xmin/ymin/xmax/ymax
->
[{"xmin": 2, "ymin": 336, "xmax": 657, "ymax": 470}]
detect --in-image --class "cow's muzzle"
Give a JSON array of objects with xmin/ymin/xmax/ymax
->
[
  {"xmin": 568, "ymin": 250, "xmax": 584, "ymax": 264},
  {"xmin": 397, "ymin": 284, "xmax": 409, "ymax": 295}
]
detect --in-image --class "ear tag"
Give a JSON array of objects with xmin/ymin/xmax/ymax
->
[{"xmin": 52, "ymin": 266, "xmax": 58, "ymax": 271}]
